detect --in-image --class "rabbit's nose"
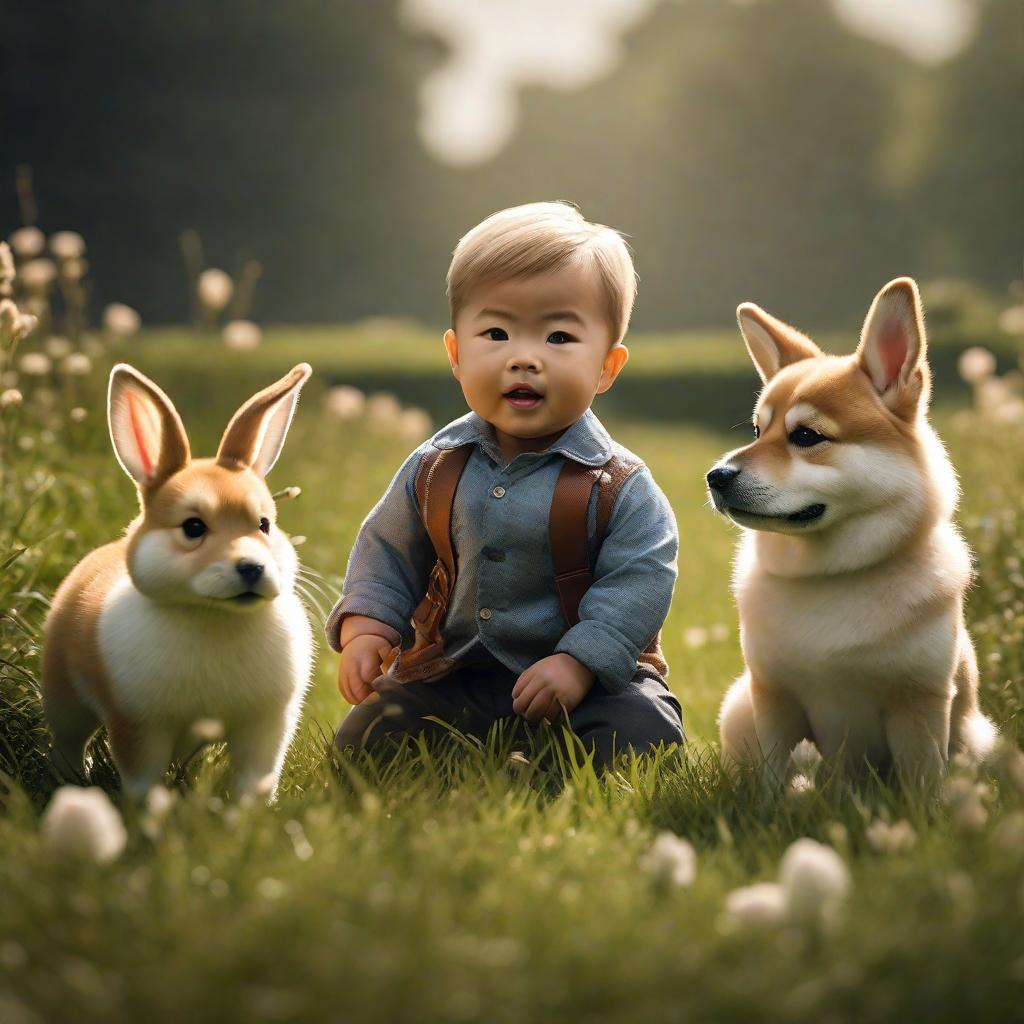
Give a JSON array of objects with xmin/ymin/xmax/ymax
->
[{"xmin": 236, "ymin": 560, "xmax": 265, "ymax": 586}]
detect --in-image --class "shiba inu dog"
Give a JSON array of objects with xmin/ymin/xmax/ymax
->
[
  {"xmin": 42, "ymin": 363, "xmax": 314, "ymax": 800},
  {"xmin": 707, "ymin": 278, "xmax": 996, "ymax": 784}
]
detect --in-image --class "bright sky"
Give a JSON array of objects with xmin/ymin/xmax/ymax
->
[{"xmin": 400, "ymin": 0, "xmax": 977, "ymax": 167}]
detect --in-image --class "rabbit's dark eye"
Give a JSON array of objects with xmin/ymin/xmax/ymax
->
[
  {"xmin": 259, "ymin": 517, "xmax": 271, "ymax": 535},
  {"xmin": 182, "ymin": 517, "xmax": 207, "ymax": 539}
]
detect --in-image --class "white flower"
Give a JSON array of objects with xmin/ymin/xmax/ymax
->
[
  {"xmin": 41, "ymin": 786, "xmax": 127, "ymax": 864},
  {"xmin": 724, "ymin": 882, "xmax": 788, "ymax": 926},
  {"xmin": 683, "ymin": 626, "xmax": 708, "ymax": 649},
  {"xmin": 0, "ymin": 241, "xmax": 14, "ymax": 288},
  {"xmin": 709, "ymin": 623, "xmax": 730, "ymax": 642},
  {"xmin": 865, "ymin": 818, "xmax": 917, "ymax": 854},
  {"xmin": 8, "ymin": 226, "xmax": 45, "ymax": 258},
  {"xmin": 18, "ymin": 352, "xmax": 52, "ymax": 376},
  {"xmin": 44, "ymin": 336, "xmax": 72, "ymax": 360},
  {"xmin": 197, "ymin": 268, "xmax": 233, "ymax": 311},
  {"xmin": 324, "ymin": 385, "xmax": 366, "ymax": 420},
  {"xmin": 222, "ymin": 319, "xmax": 262, "ymax": 351},
  {"xmin": 789, "ymin": 739, "xmax": 823, "ymax": 775},
  {"xmin": 641, "ymin": 831, "xmax": 697, "ymax": 887},
  {"xmin": 189, "ymin": 718, "xmax": 225, "ymax": 743},
  {"xmin": 975, "ymin": 376, "xmax": 1010, "ymax": 414},
  {"xmin": 18, "ymin": 258, "xmax": 57, "ymax": 291},
  {"xmin": 0, "ymin": 388, "xmax": 23, "ymax": 408},
  {"xmin": 62, "ymin": 353, "xmax": 92, "ymax": 376},
  {"xmin": 957, "ymin": 346, "xmax": 996, "ymax": 384},
  {"xmin": 145, "ymin": 786, "xmax": 177, "ymax": 819},
  {"xmin": 103, "ymin": 303, "xmax": 141, "ymax": 338},
  {"xmin": 49, "ymin": 230, "xmax": 86, "ymax": 260},
  {"xmin": 943, "ymin": 776, "xmax": 989, "ymax": 834},
  {"xmin": 788, "ymin": 772, "xmax": 816, "ymax": 796},
  {"xmin": 70, "ymin": 406, "xmax": 88, "ymax": 422},
  {"xmin": 0, "ymin": 299, "xmax": 36, "ymax": 348},
  {"xmin": 991, "ymin": 398, "xmax": 1024, "ymax": 425},
  {"xmin": 366, "ymin": 391, "xmax": 402, "ymax": 422},
  {"xmin": 399, "ymin": 407, "xmax": 433, "ymax": 440},
  {"xmin": 999, "ymin": 305, "xmax": 1024, "ymax": 337},
  {"xmin": 778, "ymin": 838, "xmax": 850, "ymax": 926}
]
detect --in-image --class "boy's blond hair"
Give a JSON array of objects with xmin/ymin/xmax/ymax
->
[{"xmin": 447, "ymin": 201, "xmax": 637, "ymax": 345}]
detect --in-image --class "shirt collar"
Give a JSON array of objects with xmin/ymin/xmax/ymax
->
[{"xmin": 431, "ymin": 408, "xmax": 613, "ymax": 467}]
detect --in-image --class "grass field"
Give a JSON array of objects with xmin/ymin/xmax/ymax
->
[{"xmin": 1, "ymin": 324, "xmax": 1023, "ymax": 1022}]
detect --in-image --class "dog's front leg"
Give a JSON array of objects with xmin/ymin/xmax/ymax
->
[
  {"xmin": 227, "ymin": 710, "xmax": 293, "ymax": 802},
  {"xmin": 884, "ymin": 690, "xmax": 951, "ymax": 786},
  {"xmin": 751, "ymin": 676, "xmax": 812, "ymax": 788}
]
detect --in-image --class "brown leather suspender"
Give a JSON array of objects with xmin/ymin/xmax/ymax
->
[{"xmin": 381, "ymin": 443, "xmax": 666, "ymax": 683}]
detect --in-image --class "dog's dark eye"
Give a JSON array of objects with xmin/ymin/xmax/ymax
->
[
  {"xmin": 259, "ymin": 517, "xmax": 271, "ymax": 535},
  {"xmin": 789, "ymin": 426, "xmax": 828, "ymax": 447},
  {"xmin": 753, "ymin": 423, "xmax": 761, "ymax": 439},
  {"xmin": 182, "ymin": 517, "xmax": 207, "ymax": 539}
]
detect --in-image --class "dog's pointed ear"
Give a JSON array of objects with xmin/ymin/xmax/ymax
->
[
  {"xmin": 737, "ymin": 303, "xmax": 822, "ymax": 384},
  {"xmin": 108, "ymin": 364, "xmax": 191, "ymax": 491},
  {"xmin": 856, "ymin": 278, "xmax": 929, "ymax": 419},
  {"xmin": 217, "ymin": 363, "xmax": 311, "ymax": 477}
]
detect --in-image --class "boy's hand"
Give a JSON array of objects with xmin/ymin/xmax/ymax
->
[
  {"xmin": 338, "ymin": 634, "xmax": 394, "ymax": 705},
  {"xmin": 511, "ymin": 654, "xmax": 595, "ymax": 723}
]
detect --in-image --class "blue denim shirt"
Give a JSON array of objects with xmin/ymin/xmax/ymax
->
[{"xmin": 324, "ymin": 408, "xmax": 678, "ymax": 694}]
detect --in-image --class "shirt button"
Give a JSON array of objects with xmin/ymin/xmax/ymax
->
[
  {"xmin": 479, "ymin": 607, "xmax": 492, "ymax": 620},
  {"xmin": 491, "ymin": 485, "xmax": 506, "ymax": 498}
]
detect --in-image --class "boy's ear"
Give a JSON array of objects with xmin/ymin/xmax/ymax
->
[
  {"xmin": 443, "ymin": 329, "xmax": 460, "ymax": 380},
  {"xmin": 596, "ymin": 343, "xmax": 628, "ymax": 394}
]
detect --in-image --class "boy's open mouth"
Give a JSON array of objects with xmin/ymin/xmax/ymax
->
[{"xmin": 503, "ymin": 384, "xmax": 543, "ymax": 409}]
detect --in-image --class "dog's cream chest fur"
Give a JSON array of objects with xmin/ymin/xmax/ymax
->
[
  {"xmin": 733, "ymin": 524, "xmax": 971, "ymax": 759},
  {"xmin": 98, "ymin": 571, "xmax": 313, "ymax": 728}
]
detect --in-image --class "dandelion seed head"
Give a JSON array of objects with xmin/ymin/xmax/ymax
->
[
  {"xmin": 222, "ymin": 319, "xmax": 262, "ymax": 351},
  {"xmin": 958, "ymin": 346, "xmax": 996, "ymax": 384},
  {"xmin": 8, "ymin": 226, "xmax": 45, "ymax": 258},
  {"xmin": 63, "ymin": 353, "xmax": 92, "ymax": 376},
  {"xmin": 41, "ymin": 786, "xmax": 127, "ymax": 864},
  {"xmin": 778, "ymin": 838, "xmax": 850, "ymax": 926},
  {"xmin": 0, "ymin": 388, "xmax": 23, "ymax": 408},
  {"xmin": 724, "ymin": 882, "xmax": 788, "ymax": 926},
  {"xmin": 324, "ymin": 385, "xmax": 366, "ymax": 419},
  {"xmin": 44, "ymin": 336, "xmax": 72, "ymax": 360},
  {"xmin": 366, "ymin": 391, "xmax": 403, "ymax": 422},
  {"xmin": 103, "ymin": 303, "xmax": 141, "ymax": 338},
  {"xmin": 19, "ymin": 352, "xmax": 52, "ymax": 376},
  {"xmin": 399, "ymin": 407, "xmax": 433, "ymax": 440},
  {"xmin": 683, "ymin": 626, "xmax": 708, "ymax": 649},
  {"xmin": 641, "ymin": 831, "xmax": 697, "ymax": 887},
  {"xmin": 198, "ymin": 268, "xmax": 233, "ymax": 311},
  {"xmin": 189, "ymin": 718, "xmax": 225, "ymax": 743},
  {"xmin": 19, "ymin": 258, "xmax": 57, "ymax": 291},
  {"xmin": 49, "ymin": 231, "xmax": 86, "ymax": 261}
]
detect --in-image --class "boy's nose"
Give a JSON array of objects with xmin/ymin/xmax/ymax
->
[{"xmin": 507, "ymin": 350, "xmax": 542, "ymax": 372}]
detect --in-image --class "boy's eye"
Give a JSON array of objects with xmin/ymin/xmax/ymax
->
[
  {"xmin": 547, "ymin": 331, "xmax": 574, "ymax": 345},
  {"xmin": 788, "ymin": 426, "xmax": 829, "ymax": 448},
  {"xmin": 485, "ymin": 327, "xmax": 508, "ymax": 342}
]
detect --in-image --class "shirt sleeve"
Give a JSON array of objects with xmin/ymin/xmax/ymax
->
[
  {"xmin": 324, "ymin": 443, "xmax": 437, "ymax": 652},
  {"xmin": 553, "ymin": 466, "xmax": 678, "ymax": 693}
]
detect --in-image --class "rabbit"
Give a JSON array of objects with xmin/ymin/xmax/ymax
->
[{"xmin": 42, "ymin": 362, "xmax": 315, "ymax": 801}]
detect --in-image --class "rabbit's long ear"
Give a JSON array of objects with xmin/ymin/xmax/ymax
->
[
  {"xmin": 737, "ymin": 303, "xmax": 822, "ymax": 384},
  {"xmin": 856, "ymin": 277, "xmax": 929, "ymax": 420},
  {"xmin": 217, "ymin": 363, "xmax": 312, "ymax": 477},
  {"xmin": 108, "ymin": 364, "xmax": 191, "ymax": 490}
]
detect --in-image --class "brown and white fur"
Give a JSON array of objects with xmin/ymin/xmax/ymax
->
[
  {"xmin": 708, "ymin": 278, "xmax": 996, "ymax": 785},
  {"xmin": 42, "ymin": 363, "xmax": 315, "ymax": 800}
]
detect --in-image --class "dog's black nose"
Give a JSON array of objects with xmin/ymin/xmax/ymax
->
[
  {"xmin": 707, "ymin": 465, "xmax": 741, "ymax": 490},
  {"xmin": 236, "ymin": 560, "xmax": 265, "ymax": 586}
]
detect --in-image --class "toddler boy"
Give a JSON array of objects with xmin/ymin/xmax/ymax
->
[{"xmin": 325, "ymin": 202, "xmax": 684, "ymax": 764}]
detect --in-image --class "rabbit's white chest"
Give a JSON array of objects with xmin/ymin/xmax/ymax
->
[{"xmin": 98, "ymin": 573, "xmax": 313, "ymax": 726}]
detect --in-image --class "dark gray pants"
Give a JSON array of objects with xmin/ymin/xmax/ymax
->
[{"xmin": 334, "ymin": 652, "xmax": 685, "ymax": 767}]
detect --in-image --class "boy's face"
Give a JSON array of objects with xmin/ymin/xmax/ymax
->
[{"xmin": 443, "ymin": 261, "xmax": 629, "ymax": 459}]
